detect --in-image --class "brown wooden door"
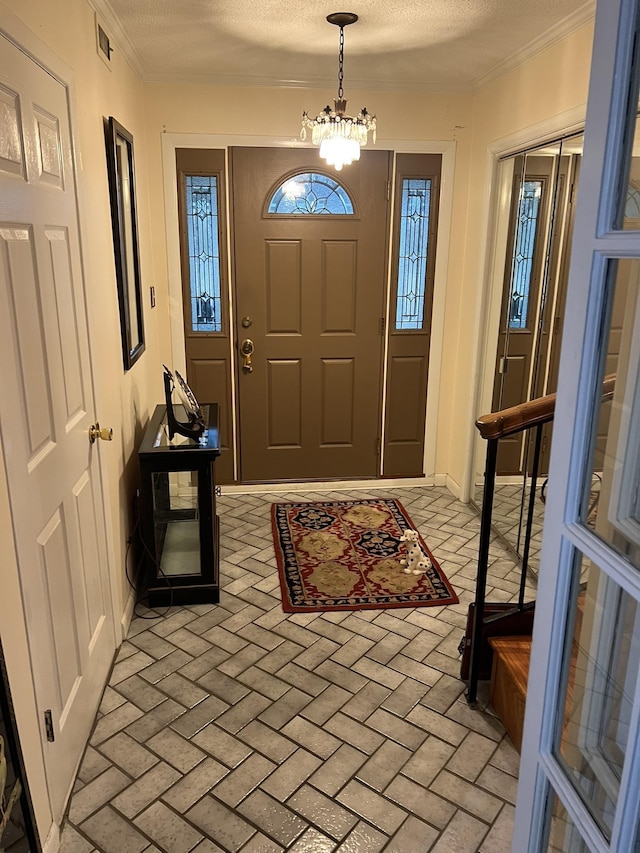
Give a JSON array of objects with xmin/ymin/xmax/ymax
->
[
  {"xmin": 177, "ymin": 148, "xmax": 234, "ymax": 483},
  {"xmin": 383, "ymin": 154, "xmax": 441, "ymax": 477},
  {"xmin": 231, "ymin": 147, "xmax": 391, "ymax": 482}
]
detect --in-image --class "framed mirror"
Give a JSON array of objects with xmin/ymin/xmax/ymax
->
[{"xmin": 105, "ymin": 116, "xmax": 145, "ymax": 370}]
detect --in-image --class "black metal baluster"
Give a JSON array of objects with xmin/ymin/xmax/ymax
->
[
  {"xmin": 467, "ymin": 437, "xmax": 498, "ymax": 705},
  {"xmin": 519, "ymin": 423, "xmax": 543, "ymax": 609}
]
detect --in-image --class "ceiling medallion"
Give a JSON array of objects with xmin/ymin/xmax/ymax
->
[{"xmin": 301, "ymin": 12, "xmax": 376, "ymax": 171}]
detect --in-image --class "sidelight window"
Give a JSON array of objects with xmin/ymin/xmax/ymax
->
[
  {"xmin": 395, "ymin": 178, "xmax": 432, "ymax": 330},
  {"xmin": 508, "ymin": 179, "xmax": 543, "ymax": 330},
  {"xmin": 267, "ymin": 172, "xmax": 354, "ymax": 215},
  {"xmin": 185, "ymin": 175, "xmax": 223, "ymax": 333}
]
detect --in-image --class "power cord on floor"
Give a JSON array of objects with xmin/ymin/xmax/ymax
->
[{"xmin": 125, "ymin": 494, "xmax": 174, "ymax": 619}]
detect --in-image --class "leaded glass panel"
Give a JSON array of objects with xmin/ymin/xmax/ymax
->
[
  {"xmin": 509, "ymin": 180, "xmax": 543, "ymax": 330},
  {"xmin": 267, "ymin": 172, "xmax": 354, "ymax": 215},
  {"xmin": 186, "ymin": 175, "xmax": 222, "ymax": 333},
  {"xmin": 625, "ymin": 182, "xmax": 640, "ymax": 220},
  {"xmin": 395, "ymin": 178, "xmax": 431, "ymax": 330}
]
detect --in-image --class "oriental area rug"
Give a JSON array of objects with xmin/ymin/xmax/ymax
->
[{"xmin": 271, "ymin": 498, "xmax": 459, "ymax": 613}]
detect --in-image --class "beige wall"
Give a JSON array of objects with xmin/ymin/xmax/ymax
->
[
  {"xmin": 0, "ymin": 0, "xmax": 162, "ymax": 841},
  {"xmin": 446, "ymin": 21, "xmax": 594, "ymax": 493}
]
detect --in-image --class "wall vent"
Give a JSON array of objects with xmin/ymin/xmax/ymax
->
[{"xmin": 96, "ymin": 14, "xmax": 113, "ymax": 68}]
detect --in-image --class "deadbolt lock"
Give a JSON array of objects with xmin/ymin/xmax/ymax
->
[
  {"xmin": 240, "ymin": 339, "xmax": 254, "ymax": 373},
  {"xmin": 241, "ymin": 316, "xmax": 252, "ymax": 329},
  {"xmin": 89, "ymin": 422, "xmax": 113, "ymax": 444}
]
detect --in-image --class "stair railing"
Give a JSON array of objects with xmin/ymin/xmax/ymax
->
[{"xmin": 466, "ymin": 375, "xmax": 615, "ymax": 704}]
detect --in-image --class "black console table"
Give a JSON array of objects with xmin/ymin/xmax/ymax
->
[{"xmin": 138, "ymin": 403, "xmax": 221, "ymax": 606}]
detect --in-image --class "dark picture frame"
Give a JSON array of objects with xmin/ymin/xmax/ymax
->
[{"xmin": 105, "ymin": 116, "xmax": 145, "ymax": 370}]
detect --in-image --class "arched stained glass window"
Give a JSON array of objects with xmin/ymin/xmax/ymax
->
[{"xmin": 267, "ymin": 172, "xmax": 354, "ymax": 215}]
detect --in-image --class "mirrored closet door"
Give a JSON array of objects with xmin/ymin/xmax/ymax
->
[{"xmin": 472, "ymin": 134, "xmax": 585, "ymax": 572}]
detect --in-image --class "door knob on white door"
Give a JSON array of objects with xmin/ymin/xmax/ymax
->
[{"xmin": 88, "ymin": 422, "xmax": 113, "ymax": 444}]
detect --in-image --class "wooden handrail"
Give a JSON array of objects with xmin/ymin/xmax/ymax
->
[{"xmin": 476, "ymin": 375, "xmax": 616, "ymax": 441}]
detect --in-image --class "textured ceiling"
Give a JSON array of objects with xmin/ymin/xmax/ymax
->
[{"xmin": 102, "ymin": 0, "xmax": 594, "ymax": 92}]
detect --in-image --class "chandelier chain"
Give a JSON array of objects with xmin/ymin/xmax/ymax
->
[
  {"xmin": 300, "ymin": 12, "xmax": 376, "ymax": 171},
  {"xmin": 338, "ymin": 25, "xmax": 344, "ymax": 100}
]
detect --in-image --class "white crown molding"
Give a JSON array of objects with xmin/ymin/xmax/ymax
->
[
  {"xmin": 88, "ymin": 0, "xmax": 591, "ymax": 97},
  {"xmin": 143, "ymin": 69, "xmax": 472, "ymax": 95},
  {"xmin": 473, "ymin": 0, "xmax": 596, "ymax": 92},
  {"xmin": 88, "ymin": 0, "xmax": 146, "ymax": 78}
]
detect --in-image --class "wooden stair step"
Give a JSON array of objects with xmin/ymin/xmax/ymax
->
[{"xmin": 488, "ymin": 635, "xmax": 532, "ymax": 752}]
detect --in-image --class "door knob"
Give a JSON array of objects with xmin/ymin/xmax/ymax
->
[
  {"xmin": 89, "ymin": 422, "xmax": 113, "ymax": 444},
  {"xmin": 240, "ymin": 339, "xmax": 254, "ymax": 373}
]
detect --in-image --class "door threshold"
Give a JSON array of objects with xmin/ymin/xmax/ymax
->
[{"xmin": 221, "ymin": 475, "xmax": 441, "ymax": 495}]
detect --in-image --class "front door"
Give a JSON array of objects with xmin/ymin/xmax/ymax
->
[
  {"xmin": 0, "ymin": 35, "xmax": 116, "ymax": 822},
  {"xmin": 231, "ymin": 147, "xmax": 391, "ymax": 482},
  {"xmin": 514, "ymin": 0, "xmax": 640, "ymax": 847}
]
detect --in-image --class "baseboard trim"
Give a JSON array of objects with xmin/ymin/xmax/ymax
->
[
  {"xmin": 446, "ymin": 475, "xmax": 462, "ymax": 499},
  {"xmin": 42, "ymin": 821, "xmax": 60, "ymax": 853},
  {"xmin": 120, "ymin": 588, "xmax": 136, "ymax": 640},
  {"xmin": 221, "ymin": 477, "xmax": 443, "ymax": 495}
]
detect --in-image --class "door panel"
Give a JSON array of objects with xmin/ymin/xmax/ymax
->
[
  {"xmin": 231, "ymin": 147, "xmax": 390, "ymax": 482},
  {"xmin": 266, "ymin": 240, "xmax": 302, "ymax": 331},
  {"xmin": 0, "ymin": 34, "xmax": 115, "ymax": 822},
  {"xmin": 383, "ymin": 154, "xmax": 441, "ymax": 477},
  {"xmin": 322, "ymin": 241, "xmax": 357, "ymax": 331},
  {"xmin": 267, "ymin": 360, "xmax": 302, "ymax": 447},
  {"xmin": 386, "ymin": 355, "xmax": 428, "ymax": 447},
  {"xmin": 177, "ymin": 149, "xmax": 234, "ymax": 483},
  {"xmin": 321, "ymin": 359, "xmax": 354, "ymax": 445}
]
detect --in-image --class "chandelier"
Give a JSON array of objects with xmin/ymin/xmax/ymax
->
[{"xmin": 301, "ymin": 12, "xmax": 376, "ymax": 171}]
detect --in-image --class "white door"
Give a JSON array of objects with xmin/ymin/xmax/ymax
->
[
  {"xmin": 0, "ymin": 34, "xmax": 116, "ymax": 823},
  {"xmin": 514, "ymin": 0, "xmax": 640, "ymax": 849}
]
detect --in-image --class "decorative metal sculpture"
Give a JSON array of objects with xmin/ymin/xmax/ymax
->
[{"xmin": 163, "ymin": 365, "xmax": 205, "ymax": 441}]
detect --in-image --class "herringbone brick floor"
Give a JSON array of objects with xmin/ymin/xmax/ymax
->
[
  {"xmin": 489, "ymin": 483, "xmax": 544, "ymax": 575},
  {"xmin": 60, "ymin": 486, "xmax": 535, "ymax": 853}
]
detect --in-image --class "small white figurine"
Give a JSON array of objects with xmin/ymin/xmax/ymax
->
[{"xmin": 399, "ymin": 529, "xmax": 432, "ymax": 575}]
